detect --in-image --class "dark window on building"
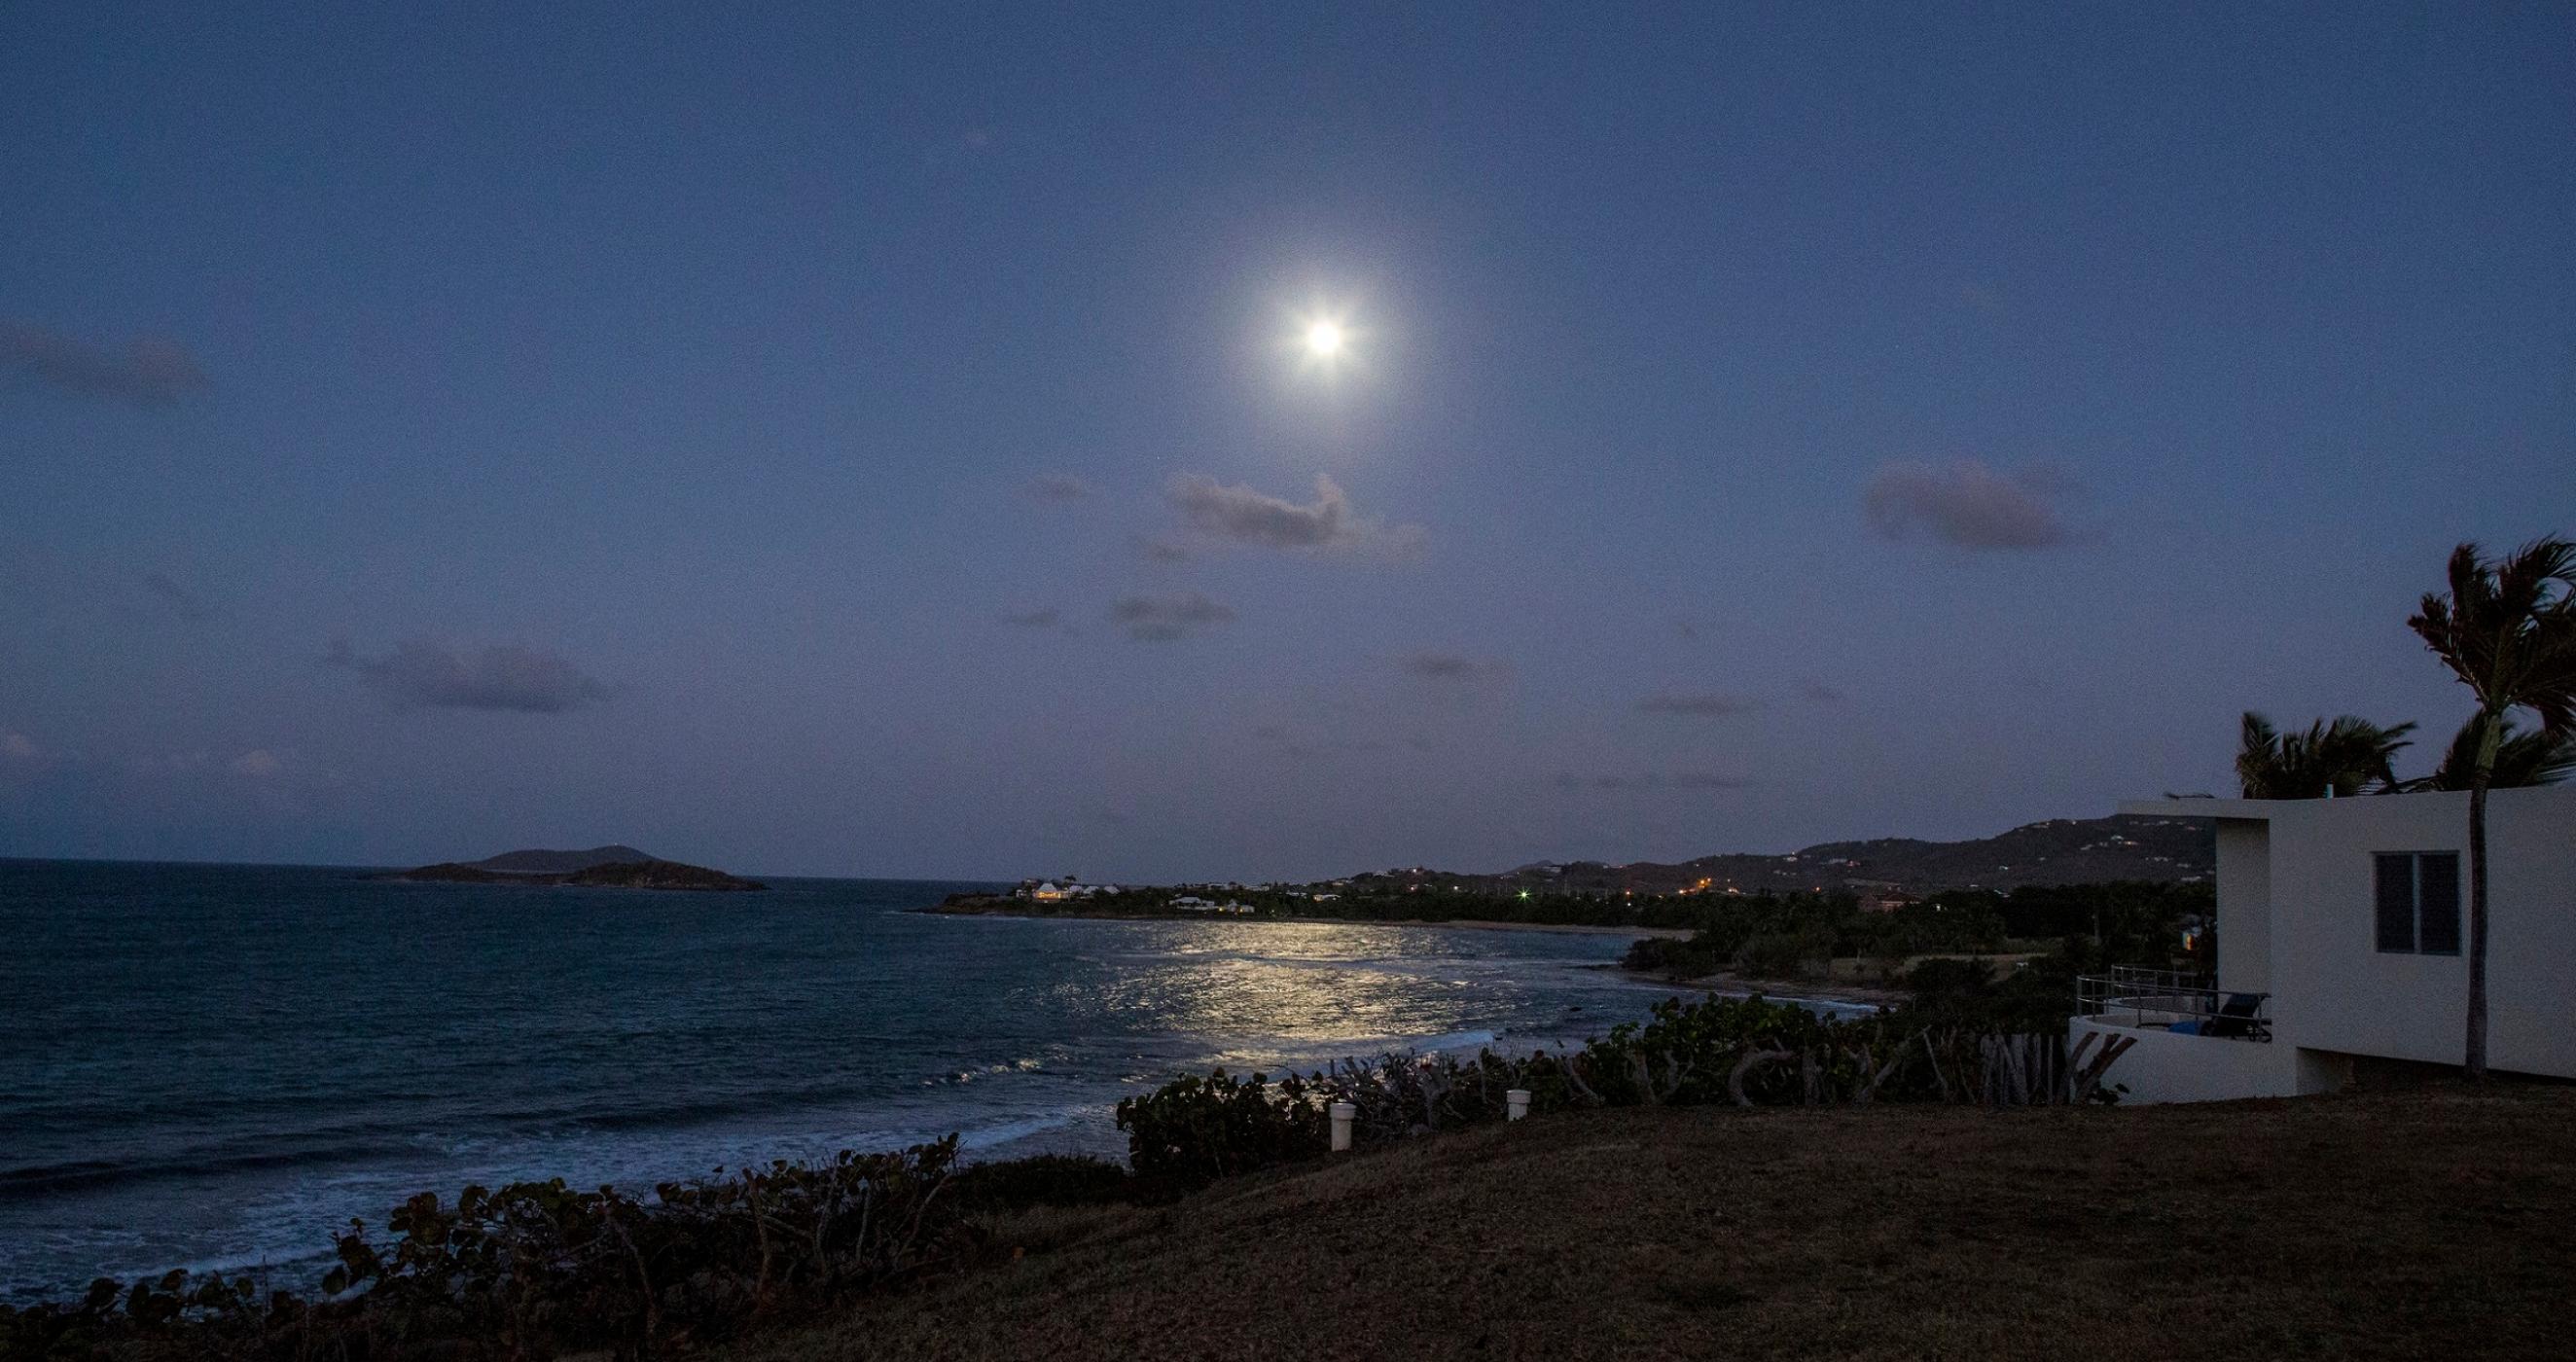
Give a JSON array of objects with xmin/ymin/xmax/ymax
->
[
  {"xmin": 2376, "ymin": 853, "xmax": 2416, "ymax": 952},
  {"xmin": 2417, "ymin": 852, "xmax": 2461, "ymax": 954},
  {"xmin": 2375, "ymin": 851, "xmax": 2461, "ymax": 956}
]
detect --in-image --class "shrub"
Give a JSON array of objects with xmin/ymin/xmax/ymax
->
[
  {"xmin": 1114, "ymin": 1069, "xmax": 1326, "ymax": 1190},
  {"xmin": 0, "ymin": 1139, "xmax": 970, "ymax": 1362},
  {"xmin": 949, "ymin": 1154, "xmax": 1134, "ymax": 1210},
  {"xmin": 1735, "ymin": 929, "xmax": 1825, "ymax": 980}
]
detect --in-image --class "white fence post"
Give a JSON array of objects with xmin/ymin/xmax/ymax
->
[
  {"xmin": 1329, "ymin": 1100, "xmax": 1357, "ymax": 1152},
  {"xmin": 1505, "ymin": 1089, "xmax": 1530, "ymax": 1122}
]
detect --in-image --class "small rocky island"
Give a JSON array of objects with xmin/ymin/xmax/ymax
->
[{"xmin": 392, "ymin": 845, "xmax": 767, "ymax": 892}]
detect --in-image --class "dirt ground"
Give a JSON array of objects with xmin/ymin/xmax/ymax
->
[{"xmin": 730, "ymin": 1084, "xmax": 2576, "ymax": 1362}]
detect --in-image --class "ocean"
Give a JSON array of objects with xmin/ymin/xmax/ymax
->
[{"xmin": 0, "ymin": 860, "xmax": 1736, "ymax": 1303}]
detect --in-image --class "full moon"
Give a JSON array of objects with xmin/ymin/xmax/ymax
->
[{"xmin": 1304, "ymin": 319, "xmax": 1344, "ymax": 357}]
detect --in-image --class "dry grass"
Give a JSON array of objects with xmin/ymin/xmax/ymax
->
[{"xmin": 732, "ymin": 1086, "xmax": 2576, "ymax": 1362}]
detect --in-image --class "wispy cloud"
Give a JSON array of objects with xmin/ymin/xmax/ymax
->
[
  {"xmin": 1637, "ymin": 692, "xmax": 1763, "ymax": 717},
  {"xmin": 3, "ymin": 321, "xmax": 210, "ymax": 406},
  {"xmin": 229, "ymin": 749, "xmax": 281, "ymax": 777},
  {"xmin": 1109, "ymin": 591, "xmax": 1235, "ymax": 642},
  {"xmin": 1026, "ymin": 474, "xmax": 1093, "ymax": 503},
  {"xmin": 1167, "ymin": 473, "xmax": 1420, "ymax": 556},
  {"xmin": 924, "ymin": 126, "xmax": 996, "ymax": 165},
  {"xmin": 1556, "ymin": 770, "xmax": 1751, "ymax": 793},
  {"xmin": 1862, "ymin": 460, "xmax": 2076, "ymax": 550},
  {"xmin": 141, "ymin": 572, "xmax": 210, "ymax": 622},
  {"xmin": 1399, "ymin": 651, "xmax": 1510, "ymax": 683},
  {"xmin": 1000, "ymin": 607, "xmax": 1063, "ymax": 628},
  {"xmin": 1796, "ymin": 678, "xmax": 1844, "ymax": 703},
  {"xmin": 1137, "ymin": 538, "xmax": 1192, "ymax": 564},
  {"xmin": 1, "ymin": 732, "xmax": 42, "ymax": 777},
  {"xmin": 331, "ymin": 638, "xmax": 609, "ymax": 714}
]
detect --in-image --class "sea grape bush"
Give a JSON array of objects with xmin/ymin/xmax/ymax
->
[
  {"xmin": 1114, "ymin": 1069, "xmax": 1329, "ymax": 1187},
  {"xmin": 0, "ymin": 1139, "xmax": 971, "ymax": 1362},
  {"xmin": 1114, "ymin": 993, "xmax": 2130, "ymax": 1190}
]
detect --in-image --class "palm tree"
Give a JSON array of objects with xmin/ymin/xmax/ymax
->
[
  {"xmin": 2408, "ymin": 713, "xmax": 2576, "ymax": 792},
  {"xmin": 2236, "ymin": 711, "xmax": 2415, "ymax": 798},
  {"xmin": 2406, "ymin": 537, "xmax": 2576, "ymax": 1079}
]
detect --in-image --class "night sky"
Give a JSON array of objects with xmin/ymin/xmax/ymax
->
[{"xmin": 4, "ymin": 5, "xmax": 2570, "ymax": 880}]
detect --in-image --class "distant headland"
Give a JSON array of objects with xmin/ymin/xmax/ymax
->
[{"xmin": 390, "ymin": 845, "xmax": 767, "ymax": 892}]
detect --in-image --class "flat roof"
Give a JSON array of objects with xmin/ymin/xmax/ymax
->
[{"xmin": 2120, "ymin": 798, "xmax": 2278, "ymax": 820}]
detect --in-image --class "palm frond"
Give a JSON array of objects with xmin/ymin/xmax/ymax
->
[
  {"xmin": 2418, "ymin": 714, "xmax": 2576, "ymax": 791},
  {"xmin": 2411, "ymin": 537, "xmax": 2576, "ymax": 735}
]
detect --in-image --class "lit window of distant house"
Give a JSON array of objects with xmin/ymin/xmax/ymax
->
[{"xmin": 2374, "ymin": 851, "xmax": 2461, "ymax": 955}]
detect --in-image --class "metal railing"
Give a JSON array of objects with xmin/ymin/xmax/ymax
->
[{"xmin": 2076, "ymin": 965, "xmax": 2271, "ymax": 1042}]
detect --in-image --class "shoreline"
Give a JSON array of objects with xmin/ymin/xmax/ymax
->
[
  {"xmin": 1274, "ymin": 914, "xmax": 1699, "ymax": 939},
  {"xmin": 1632, "ymin": 968, "xmax": 1909, "ymax": 1011},
  {"xmin": 914, "ymin": 904, "xmax": 1697, "ymax": 940}
]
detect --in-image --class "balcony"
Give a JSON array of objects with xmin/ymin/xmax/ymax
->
[{"xmin": 2077, "ymin": 965, "xmax": 2271, "ymax": 1043}]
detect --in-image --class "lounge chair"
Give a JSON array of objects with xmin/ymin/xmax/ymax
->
[{"xmin": 2205, "ymin": 992, "xmax": 2266, "ymax": 1040}]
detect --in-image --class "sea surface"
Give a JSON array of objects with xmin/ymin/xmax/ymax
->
[{"xmin": 0, "ymin": 860, "xmax": 1765, "ymax": 1303}]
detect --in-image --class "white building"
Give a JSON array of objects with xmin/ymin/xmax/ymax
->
[{"xmin": 2071, "ymin": 786, "xmax": 2576, "ymax": 1102}]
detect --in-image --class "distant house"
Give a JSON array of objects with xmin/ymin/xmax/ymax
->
[
  {"xmin": 1170, "ymin": 896, "xmax": 1215, "ymax": 911},
  {"xmin": 1846, "ymin": 878, "xmax": 1916, "ymax": 914},
  {"xmin": 1030, "ymin": 881, "xmax": 1069, "ymax": 901},
  {"xmin": 1309, "ymin": 892, "xmax": 1340, "ymax": 902},
  {"xmin": 2072, "ymin": 788, "xmax": 2576, "ymax": 1102}
]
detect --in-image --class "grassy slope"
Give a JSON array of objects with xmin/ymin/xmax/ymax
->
[{"xmin": 736, "ymin": 1087, "xmax": 2576, "ymax": 1362}]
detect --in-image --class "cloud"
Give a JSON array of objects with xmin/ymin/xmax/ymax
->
[
  {"xmin": 1556, "ymin": 770, "xmax": 1750, "ymax": 793},
  {"xmin": 3, "ymin": 321, "xmax": 210, "ymax": 406},
  {"xmin": 1796, "ymin": 678, "xmax": 1845, "ymax": 703},
  {"xmin": 142, "ymin": 572, "xmax": 210, "ymax": 621},
  {"xmin": 1862, "ymin": 460, "xmax": 2075, "ymax": 550},
  {"xmin": 1109, "ymin": 591, "xmax": 1236, "ymax": 642},
  {"xmin": 1399, "ymin": 651, "xmax": 1510, "ymax": 683},
  {"xmin": 2, "ymin": 732, "xmax": 39, "ymax": 763},
  {"xmin": 924, "ymin": 126, "xmax": 997, "ymax": 164},
  {"xmin": 1167, "ymin": 473, "xmax": 1419, "ymax": 556},
  {"xmin": 1026, "ymin": 474, "xmax": 1093, "ymax": 503},
  {"xmin": 1137, "ymin": 538, "xmax": 1192, "ymax": 564},
  {"xmin": 331, "ymin": 638, "xmax": 609, "ymax": 713},
  {"xmin": 1637, "ymin": 692, "xmax": 1763, "ymax": 717},
  {"xmin": 229, "ymin": 749, "xmax": 281, "ymax": 777},
  {"xmin": 1001, "ymin": 607, "xmax": 1063, "ymax": 628}
]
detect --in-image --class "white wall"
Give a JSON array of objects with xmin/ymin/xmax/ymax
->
[
  {"xmin": 2214, "ymin": 820, "xmax": 2272, "ymax": 994},
  {"xmin": 2071, "ymin": 1019, "xmax": 2349, "ymax": 1104},
  {"xmin": 2261, "ymin": 786, "xmax": 2576, "ymax": 1079}
]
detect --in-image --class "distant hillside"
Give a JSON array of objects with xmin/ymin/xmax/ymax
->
[
  {"xmin": 465, "ymin": 845, "xmax": 655, "ymax": 876},
  {"xmin": 1356, "ymin": 813, "xmax": 2214, "ymax": 897}
]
